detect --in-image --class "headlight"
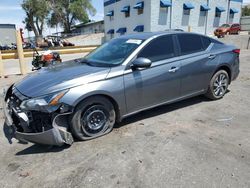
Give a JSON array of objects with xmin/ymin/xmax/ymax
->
[{"xmin": 20, "ymin": 90, "xmax": 68, "ymax": 112}]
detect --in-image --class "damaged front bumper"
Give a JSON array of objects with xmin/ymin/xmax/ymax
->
[{"xmin": 3, "ymin": 90, "xmax": 74, "ymax": 146}]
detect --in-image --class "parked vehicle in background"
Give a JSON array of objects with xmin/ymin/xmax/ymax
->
[
  {"xmin": 214, "ymin": 23, "xmax": 241, "ymax": 38},
  {"xmin": 61, "ymin": 39, "xmax": 75, "ymax": 47},
  {"xmin": 40, "ymin": 36, "xmax": 75, "ymax": 48},
  {"xmin": 0, "ymin": 45, "xmax": 11, "ymax": 51},
  {"xmin": 3, "ymin": 31, "xmax": 240, "ymax": 147},
  {"xmin": 0, "ymin": 42, "xmax": 35, "ymax": 51}
]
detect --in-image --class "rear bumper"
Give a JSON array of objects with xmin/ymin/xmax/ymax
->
[
  {"xmin": 3, "ymin": 97, "xmax": 74, "ymax": 146},
  {"xmin": 231, "ymin": 56, "xmax": 240, "ymax": 82},
  {"xmin": 232, "ymin": 68, "xmax": 240, "ymax": 81}
]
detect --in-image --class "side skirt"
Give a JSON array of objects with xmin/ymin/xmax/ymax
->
[{"xmin": 121, "ymin": 90, "xmax": 206, "ymax": 121}]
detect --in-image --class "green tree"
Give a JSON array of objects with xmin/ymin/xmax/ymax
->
[
  {"xmin": 242, "ymin": 6, "xmax": 250, "ymax": 16},
  {"xmin": 22, "ymin": 0, "xmax": 50, "ymax": 37},
  {"xmin": 49, "ymin": 0, "xmax": 96, "ymax": 33}
]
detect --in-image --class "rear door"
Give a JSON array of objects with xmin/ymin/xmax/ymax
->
[
  {"xmin": 234, "ymin": 24, "xmax": 240, "ymax": 33},
  {"xmin": 124, "ymin": 35, "xmax": 181, "ymax": 113},
  {"xmin": 230, "ymin": 24, "xmax": 237, "ymax": 33},
  {"xmin": 176, "ymin": 34, "xmax": 213, "ymax": 97}
]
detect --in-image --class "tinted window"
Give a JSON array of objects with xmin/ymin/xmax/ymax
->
[
  {"xmin": 202, "ymin": 36, "xmax": 211, "ymax": 49},
  {"xmin": 232, "ymin": 24, "xmax": 239, "ymax": 28},
  {"xmin": 177, "ymin": 34, "xmax": 204, "ymax": 55},
  {"xmin": 138, "ymin": 35, "xmax": 175, "ymax": 62},
  {"xmin": 221, "ymin": 24, "xmax": 230, "ymax": 28}
]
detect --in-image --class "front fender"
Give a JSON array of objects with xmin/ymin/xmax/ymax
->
[{"xmin": 60, "ymin": 76, "xmax": 127, "ymax": 118}]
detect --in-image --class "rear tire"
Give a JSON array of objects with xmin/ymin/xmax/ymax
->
[
  {"xmin": 205, "ymin": 70, "xmax": 229, "ymax": 100},
  {"xmin": 70, "ymin": 96, "xmax": 116, "ymax": 141}
]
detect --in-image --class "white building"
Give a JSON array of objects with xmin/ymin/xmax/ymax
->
[
  {"xmin": 104, "ymin": 0, "xmax": 242, "ymax": 40},
  {"xmin": 0, "ymin": 24, "xmax": 16, "ymax": 46},
  {"xmin": 71, "ymin": 20, "xmax": 104, "ymax": 35}
]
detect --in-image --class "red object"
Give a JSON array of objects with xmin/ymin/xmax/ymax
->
[
  {"xmin": 43, "ymin": 54, "xmax": 54, "ymax": 61},
  {"xmin": 20, "ymin": 28, "xmax": 24, "ymax": 43},
  {"xmin": 214, "ymin": 23, "xmax": 241, "ymax": 37},
  {"xmin": 232, "ymin": 49, "xmax": 240, "ymax": 54}
]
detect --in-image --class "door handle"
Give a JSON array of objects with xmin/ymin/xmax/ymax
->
[
  {"xmin": 168, "ymin": 67, "xmax": 179, "ymax": 73},
  {"xmin": 208, "ymin": 54, "xmax": 216, "ymax": 59}
]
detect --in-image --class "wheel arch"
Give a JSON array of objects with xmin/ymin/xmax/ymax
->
[
  {"xmin": 73, "ymin": 94, "xmax": 121, "ymax": 123},
  {"xmin": 214, "ymin": 65, "xmax": 232, "ymax": 84}
]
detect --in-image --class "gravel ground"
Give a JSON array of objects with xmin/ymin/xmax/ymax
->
[{"xmin": 0, "ymin": 50, "xmax": 249, "ymax": 188}]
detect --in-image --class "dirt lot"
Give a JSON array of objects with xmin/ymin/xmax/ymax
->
[{"xmin": 0, "ymin": 50, "xmax": 249, "ymax": 188}]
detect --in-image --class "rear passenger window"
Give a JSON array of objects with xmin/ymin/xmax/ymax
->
[
  {"xmin": 177, "ymin": 34, "xmax": 204, "ymax": 55},
  {"xmin": 138, "ymin": 35, "xmax": 175, "ymax": 62},
  {"xmin": 202, "ymin": 37, "xmax": 211, "ymax": 50}
]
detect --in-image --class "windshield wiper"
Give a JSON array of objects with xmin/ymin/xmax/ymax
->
[{"xmin": 78, "ymin": 58, "xmax": 95, "ymax": 66}]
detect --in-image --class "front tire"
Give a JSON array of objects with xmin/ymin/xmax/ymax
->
[
  {"xmin": 70, "ymin": 96, "xmax": 116, "ymax": 141},
  {"xmin": 205, "ymin": 70, "xmax": 229, "ymax": 100}
]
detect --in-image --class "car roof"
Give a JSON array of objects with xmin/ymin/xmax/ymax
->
[{"xmin": 118, "ymin": 30, "xmax": 186, "ymax": 40}]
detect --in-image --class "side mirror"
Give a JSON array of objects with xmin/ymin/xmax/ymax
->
[{"xmin": 131, "ymin": 57, "xmax": 152, "ymax": 70}]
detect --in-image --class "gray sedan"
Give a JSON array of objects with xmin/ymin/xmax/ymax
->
[{"xmin": 3, "ymin": 31, "xmax": 240, "ymax": 146}]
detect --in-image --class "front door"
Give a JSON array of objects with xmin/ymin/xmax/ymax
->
[{"xmin": 124, "ymin": 35, "xmax": 181, "ymax": 114}]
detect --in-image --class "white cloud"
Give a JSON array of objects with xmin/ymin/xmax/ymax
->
[
  {"xmin": 90, "ymin": 12, "xmax": 104, "ymax": 21},
  {"xmin": 243, "ymin": 0, "xmax": 250, "ymax": 4}
]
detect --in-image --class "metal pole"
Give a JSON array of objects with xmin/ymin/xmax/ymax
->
[
  {"xmin": 16, "ymin": 30, "xmax": 27, "ymax": 75},
  {"xmin": 227, "ymin": 0, "xmax": 230, "ymax": 23},
  {"xmin": 204, "ymin": 0, "xmax": 209, "ymax": 35},
  {"xmin": 170, "ymin": 0, "xmax": 173, "ymax": 29},
  {"xmin": 0, "ymin": 50, "xmax": 4, "ymax": 78},
  {"xmin": 247, "ymin": 36, "xmax": 250, "ymax": 50}
]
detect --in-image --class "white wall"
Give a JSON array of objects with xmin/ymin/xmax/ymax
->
[
  {"xmin": 150, "ymin": 0, "xmax": 171, "ymax": 32},
  {"xmin": 104, "ymin": 0, "xmax": 151, "ymax": 40},
  {"xmin": 0, "ymin": 27, "xmax": 16, "ymax": 45},
  {"xmin": 171, "ymin": 0, "xmax": 210, "ymax": 34},
  {"xmin": 104, "ymin": 0, "xmax": 242, "ymax": 38},
  {"xmin": 228, "ymin": 1, "xmax": 242, "ymax": 24},
  {"xmin": 206, "ymin": 0, "xmax": 229, "ymax": 35}
]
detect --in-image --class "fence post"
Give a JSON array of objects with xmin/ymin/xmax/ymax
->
[
  {"xmin": 16, "ymin": 30, "xmax": 27, "ymax": 75},
  {"xmin": 0, "ymin": 50, "xmax": 4, "ymax": 78},
  {"xmin": 247, "ymin": 36, "xmax": 250, "ymax": 50},
  {"xmin": 188, "ymin": 26, "xmax": 191, "ymax": 32}
]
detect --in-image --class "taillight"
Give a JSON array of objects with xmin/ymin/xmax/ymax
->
[{"xmin": 233, "ymin": 49, "xmax": 240, "ymax": 54}]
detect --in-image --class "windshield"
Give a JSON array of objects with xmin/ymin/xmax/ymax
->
[
  {"xmin": 220, "ymin": 24, "xmax": 230, "ymax": 28},
  {"xmin": 84, "ymin": 38, "xmax": 144, "ymax": 67}
]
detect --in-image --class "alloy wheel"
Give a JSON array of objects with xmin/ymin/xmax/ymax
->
[{"xmin": 213, "ymin": 73, "xmax": 228, "ymax": 97}]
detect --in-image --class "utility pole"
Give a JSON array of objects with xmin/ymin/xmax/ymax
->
[
  {"xmin": 227, "ymin": 0, "xmax": 230, "ymax": 23},
  {"xmin": 16, "ymin": 30, "xmax": 27, "ymax": 75},
  {"xmin": 170, "ymin": 0, "xmax": 173, "ymax": 29},
  {"xmin": 0, "ymin": 50, "xmax": 4, "ymax": 78},
  {"xmin": 205, "ymin": 0, "xmax": 209, "ymax": 35}
]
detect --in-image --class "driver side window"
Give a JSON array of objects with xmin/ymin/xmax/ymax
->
[{"xmin": 137, "ymin": 35, "xmax": 175, "ymax": 62}]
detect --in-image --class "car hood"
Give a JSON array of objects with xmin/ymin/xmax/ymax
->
[{"xmin": 15, "ymin": 60, "xmax": 111, "ymax": 97}]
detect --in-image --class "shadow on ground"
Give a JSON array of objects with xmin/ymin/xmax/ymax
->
[
  {"xmin": 117, "ymin": 95, "xmax": 211, "ymax": 127},
  {"xmin": 15, "ymin": 94, "xmax": 215, "ymax": 155},
  {"xmin": 15, "ymin": 144, "xmax": 70, "ymax": 156}
]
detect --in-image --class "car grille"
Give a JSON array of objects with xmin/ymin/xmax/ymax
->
[{"xmin": 9, "ymin": 87, "xmax": 53, "ymax": 133}]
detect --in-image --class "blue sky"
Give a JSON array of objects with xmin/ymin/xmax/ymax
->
[
  {"xmin": 0, "ymin": 0, "xmax": 249, "ymax": 37},
  {"xmin": 0, "ymin": 0, "xmax": 104, "ymax": 37}
]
